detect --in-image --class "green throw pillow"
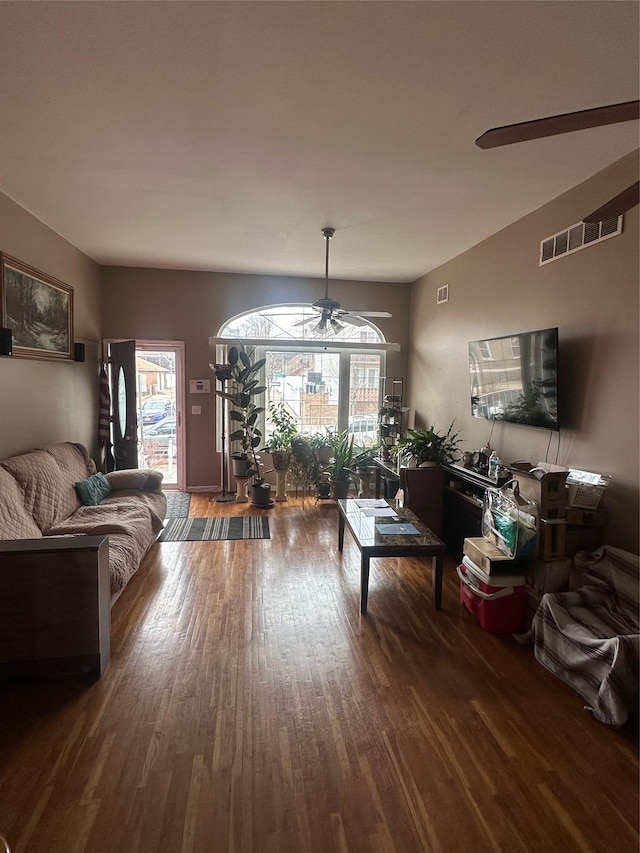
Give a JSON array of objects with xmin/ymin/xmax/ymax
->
[{"xmin": 75, "ymin": 472, "xmax": 111, "ymax": 506}]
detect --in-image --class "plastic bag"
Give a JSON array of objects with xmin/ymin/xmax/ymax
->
[{"xmin": 482, "ymin": 480, "xmax": 538, "ymax": 559}]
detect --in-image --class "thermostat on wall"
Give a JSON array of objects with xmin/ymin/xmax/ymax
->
[{"xmin": 189, "ymin": 379, "xmax": 211, "ymax": 393}]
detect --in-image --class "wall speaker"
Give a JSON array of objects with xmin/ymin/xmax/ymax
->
[
  {"xmin": 0, "ymin": 328, "xmax": 12, "ymax": 357},
  {"xmin": 74, "ymin": 342, "xmax": 86, "ymax": 362}
]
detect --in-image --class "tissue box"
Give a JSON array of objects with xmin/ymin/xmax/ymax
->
[{"xmin": 509, "ymin": 461, "xmax": 568, "ymax": 519}]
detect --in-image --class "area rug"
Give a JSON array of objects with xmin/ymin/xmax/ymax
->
[
  {"xmin": 164, "ymin": 491, "xmax": 192, "ymax": 518},
  {"xmin": 157, "ymin": 516, "xmax": 270, "ymax": 542}
]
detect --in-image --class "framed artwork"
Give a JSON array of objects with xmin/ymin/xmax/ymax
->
[{"xmin": 0, "ymin": 254, "xmax": 74, "ymax": 360}]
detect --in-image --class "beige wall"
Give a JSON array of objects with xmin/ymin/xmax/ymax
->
[
  {"xmin": 100, "ymin": 267, "xmax": 411, "ymax": 489},
  {"xmin": 407, "ymin": 151, "xmax": 639, "ymax": 552},
  {"xmin": 0, "ymin": 193, "xmax": 102, "ymax": 460}
]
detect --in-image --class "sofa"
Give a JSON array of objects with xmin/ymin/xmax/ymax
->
[
  {"xmin": 0, "ymin": 441, "xmax": 167, "ymax": 601},
  {"xmin": 525, "ymin": 545, "xmax": 639, "ymax": 727}
]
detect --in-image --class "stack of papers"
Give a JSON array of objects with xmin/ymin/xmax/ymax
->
[{"xmin": 355, "ymin": 499, "xmax": 398, "ymax": 518}]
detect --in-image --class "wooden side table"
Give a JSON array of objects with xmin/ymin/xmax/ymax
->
[{"xmin": 0, "ymin": 535, "xmax": 110, "ymax": 677}]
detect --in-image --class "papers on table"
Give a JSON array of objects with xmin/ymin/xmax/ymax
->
[
  {"xmin": 361, "ymin": 507, "xmax": 398, "ymax": 517},
  {"xmin": 376, "ymin": 523, "xmax": 419, "ymax": 536},
  {"xmin": 354, "ymin": 498, "xmax": 398, "ymax": 518}
]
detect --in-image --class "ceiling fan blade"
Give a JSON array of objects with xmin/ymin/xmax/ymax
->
[
  {"xmin": 343, "ymin": 310, "xmax": 392, "ymax": 318},
  {"xmin": 292, "ymin": 315, "xmax": 318, "ymax": 328},
  {"xmin": 476, "ymin": 100, "xmax": 640, "ymax": 149},
  {"xmin": 583, "ymin": 181, "xmax": 640, "ymax": 224},
  {"xmin": 335, "ymin": 314, "xmax": 368, "ymax": 328}
]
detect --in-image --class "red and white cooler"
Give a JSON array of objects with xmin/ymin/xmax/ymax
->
[{"xmin": 457, "ymin": 556, "xmax": 527, "ymax": 633}]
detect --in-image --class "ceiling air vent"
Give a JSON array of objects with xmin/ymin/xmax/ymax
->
[{"xmin": 539, "ymin": 216, "xmax": 623, "ymax": 265}]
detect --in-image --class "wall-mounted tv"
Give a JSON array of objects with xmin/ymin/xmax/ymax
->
[{"xmin": 469, "ymin": 327, "xmax": 559, "ymax": 430}]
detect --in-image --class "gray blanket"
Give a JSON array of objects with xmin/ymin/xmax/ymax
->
[{"xmin": 526, "ymin": 546, "xmax": 639, "ymax": 727}]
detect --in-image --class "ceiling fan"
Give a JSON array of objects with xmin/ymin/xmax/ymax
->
[
  {"xmin": 294, "ymin": 227, "xmax": 392, "ymax": 336},
  {"xmin": 476, "ymin": 100, "xmax": 639, "ymax": 223}
]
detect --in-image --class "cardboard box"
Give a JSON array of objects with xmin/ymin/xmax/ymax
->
[
  {"xmin": 565, "ymin": 507, "xmax": 608, "ymax": 528},
  {"xmin": 539, "ymin": 519, "xmax": 566, "ymax": 561},
  {"xmin": 463, "ymin": 537, "xmax": 530, "ymax": 576},
  {"xmin": 509, "ymin": 462, "xmax": 568, "ymax": 520}
]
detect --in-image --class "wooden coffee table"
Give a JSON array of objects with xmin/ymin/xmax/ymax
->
[{"xmin": 337, "ymin": 499, "xmax": 445, "ymax": 614}]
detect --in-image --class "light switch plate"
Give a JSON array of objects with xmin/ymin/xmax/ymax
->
[{"xmin": 191, "ymin": 405, "xmax": 201, "ymax": 415}]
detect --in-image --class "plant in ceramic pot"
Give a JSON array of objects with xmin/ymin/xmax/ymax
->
[
  {"xmin": 211, "ymin": 344, "xmax": 273, "ymax": 506},
  {"xmin": 393, "ymin": 422, "xmax": 461, "ymax": 468},
  {"xmin": 289, "ymin": 435, "xmax": 321, "ymax": 498},
  {"xmin": 351, "ymin": 443, "xmax": 380, "ymax": 498},
  {"xmin": 261, "ymin": 401, "xmax": 299, "ymax": 501},
  {"xmin": 326, "ymin": 430, "xmax": 355, "ymax": 499},
  {"xmin": 308, "ymin": 430, "xmax": 333, "ymax": 465}
]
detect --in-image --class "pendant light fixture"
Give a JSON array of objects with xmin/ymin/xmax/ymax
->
[{"xmin": 313, "ymin": 227, "xmax": 345, "ymax": 336}]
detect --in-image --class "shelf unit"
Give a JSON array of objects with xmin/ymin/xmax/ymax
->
[{"xmin": 378, "ymin": 377, "xmax": 404, "ymax": 459}]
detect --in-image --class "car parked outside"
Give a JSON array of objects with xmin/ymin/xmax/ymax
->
[
  {"xmin": 348, "ymin": 415, "xmax": 378, "ymax": 445},
  {"xmin": 141, "ymin": 416, "xmax": 176, "ymax": 457},
  {"xmin": 142, "ymin": 399, "xmax": 174, "ymax": 426}
]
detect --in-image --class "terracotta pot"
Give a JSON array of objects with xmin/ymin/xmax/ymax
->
[{"xmin": 316, "ymin": 446, "xmax": 332, "ymax": 464}]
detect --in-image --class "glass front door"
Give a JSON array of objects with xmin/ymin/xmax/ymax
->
[{"xmin": 136, "ymin": 342, "xmax": 185, "ymax": 489}]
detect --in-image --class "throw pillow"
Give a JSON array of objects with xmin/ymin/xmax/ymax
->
[{"xmin": 75, "ymin": 472, "xmax": 111, "ymax": 506}]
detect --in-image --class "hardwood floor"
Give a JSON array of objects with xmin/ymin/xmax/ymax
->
[{"xmin": 0, "ymin": 495, "xmax": 637, "ymax": 853}]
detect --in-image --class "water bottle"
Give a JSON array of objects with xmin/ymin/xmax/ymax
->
[{"xmin": 488, "ymin": 451, "xmax": 500, "ymax": 482}]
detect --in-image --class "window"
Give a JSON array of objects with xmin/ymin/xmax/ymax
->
[{"xmin": 217, "ymin": 305, "xmax": 387, "ymax": 442}]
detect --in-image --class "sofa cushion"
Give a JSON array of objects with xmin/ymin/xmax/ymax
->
[
  {"xmin": 106, "ymin": 469, "xmax": 163, "ymax": 491},
  {"xmin": 42, "ymin": 442, "xmax": 96, "ymax": 479},
  {"xmin": 0, "ymin": 467, "xmax": 42, "ymax": 539},
  {"xmin": 76, "ymin": 472, "xmax": 112, "ymax": 506},
  {"xmin": 0, "ymin": 449, "xmax": 80, "ymax": 532}
]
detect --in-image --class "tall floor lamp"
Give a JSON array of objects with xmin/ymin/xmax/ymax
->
[{"xmin": 214, "ymin": 368, "xmax": 236, "ymax": 503}]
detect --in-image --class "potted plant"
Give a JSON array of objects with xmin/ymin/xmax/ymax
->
[
  {"xmin": 308, "ymin": 430, "xmax": 333, "ymax": 464},
  {"xmin": 393, "ymin": 422, "xmax": 461, "ymax": 468},
  {"xmin": 211, "ymin": 345, "xmax": 273, "ymax": 506},
  {"xmin": 392, "ymin": 422, "xmax": 461, "ymax": 535},
  {"xmin": 351, "ymin": 443, "xmax": 380, "ymax": 498},
  {"xmin": 326, "ymin": 430, "xmax": 355, "ymax": 499},
  {"xmin": 261, "ymin": 401, "xmax": 299, "ymax": 501},
  {"xmin": 289, "ymin": 435, "xmax": 321, "ymax": 499}
]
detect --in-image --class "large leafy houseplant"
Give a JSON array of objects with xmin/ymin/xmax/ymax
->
[
  {"xmin": 394, "ymin": 422, "xmax": 461, "ymax": 467},
  {"xmin": 211, "ymin": 345, "xmax": 267, "ymax": 483},
  {"xmin": 327, "ymin": 430, "xmax": 356, "ymax": 483},
  {"xmin": 261, "ymin": 401, "xmax": 298, "ymax": 471}
]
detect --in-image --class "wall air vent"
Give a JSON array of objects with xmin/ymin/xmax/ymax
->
[
  {"xmin": 539, "ymin": 216, "xmax": 623, "ymax": 265},
  {"xmin": 436, "ymin": 284, "xmax": 449, "ymax": 304}
]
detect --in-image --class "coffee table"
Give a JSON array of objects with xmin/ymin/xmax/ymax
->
[{"xmin": 337, "ymin": 499, "xmax": 445, "ymax": 614}]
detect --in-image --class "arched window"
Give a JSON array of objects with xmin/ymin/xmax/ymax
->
[{"xmin": 215, "ymin": 304, "xmax": 392, "ymax": 442}]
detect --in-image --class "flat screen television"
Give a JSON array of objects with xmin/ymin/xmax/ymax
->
[{"xmin": 469, "ymin": 327, "xmax": 559, "ymax": 430}]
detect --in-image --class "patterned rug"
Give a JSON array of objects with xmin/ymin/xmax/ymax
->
[
  {"xmin": 164, "ymin": 491, "xmax": 192, "ymax": 518},
  {"xmin": 157, "ymin": 516, "xmax": 270, "ymax": 542}
]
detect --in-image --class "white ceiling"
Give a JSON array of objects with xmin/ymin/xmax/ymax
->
[{"xmin": 0, "ymin": 1, "xmax": 638, "ymax": 283}]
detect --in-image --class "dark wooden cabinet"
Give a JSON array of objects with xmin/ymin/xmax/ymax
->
[
  {"xmin": 0, "ymin": 535, "xmax": 110, "ymax": 678},
  {"xmin": 441, "ymin": 464, "xmax": 507, "ymax": 558}
]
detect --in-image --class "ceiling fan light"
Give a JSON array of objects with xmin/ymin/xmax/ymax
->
[
  {"xmin": 313, "ymin": 317, "xmax": 329, "ymax": 335},
  {"xmin": 330, "ymin": 318, "xmax": 346, "ymax": 334}
]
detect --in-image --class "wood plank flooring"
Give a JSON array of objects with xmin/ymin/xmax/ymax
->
[{"xmin": 0, "ymin": 495, "xmax": 637, "ymax": 853}]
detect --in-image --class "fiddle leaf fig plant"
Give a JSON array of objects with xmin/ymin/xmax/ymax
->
[{"xmin": 211, "ymin": 344, "xmax": 267, "ymax": 482}]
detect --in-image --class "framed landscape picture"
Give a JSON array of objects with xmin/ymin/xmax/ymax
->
[{"xmin": 0, "ymin": 254, "xmax": 73, "ymax": 360}]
